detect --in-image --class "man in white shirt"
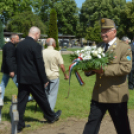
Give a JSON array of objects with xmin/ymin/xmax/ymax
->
[{"xmin": 43, "ymin": 38, "xmax": 69, "ymax": 110}]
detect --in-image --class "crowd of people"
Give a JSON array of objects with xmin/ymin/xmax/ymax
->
[
  {"xmin": 0, "ymin": 18, "xmax": 134, "ymax": 134},
  {"xmin": 0, "ymin": 27, "xmax": 69, "ymax": 133}
]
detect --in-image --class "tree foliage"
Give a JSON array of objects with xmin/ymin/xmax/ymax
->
[
  {"xmin": 0, "ymin": 19, "xmax": 4, "ymax": 49},
  {"xmin": 38, "ymin": 0, "xmax": 79, "ymax": 35},
  {"xmin": 80, "ymin": 0, "xmax": 126, "ymax": 27},
  {"xmin": 119, "ymin": 2, "xmax": 134, "ymax": 39},
  {"xmin": 85, "ymin": 21, "xmax": 102, "ymax": 43},
  {"xmin": 48, "ymin": 8, "xmax": 59, "ymax": 50},
  {"xmin": 0, "ymin": 0, "xmax": 41, "ymax": 25},
  {"xmin": 6, "ymin": 11, "xmax": 46, "ymax": 37},
  {"xmin": 79, "ymin": 0, "xmax": 127, "ymax": 41},
  {"xmin": 55, "ymin": 0, "xmax": 79, "ymax": 35}
]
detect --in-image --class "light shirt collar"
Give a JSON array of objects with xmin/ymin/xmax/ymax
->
[{"xmin": 108, "ymin": 37, "xmax": 117, "ymax": 46}]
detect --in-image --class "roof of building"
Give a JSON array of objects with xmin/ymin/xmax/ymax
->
[{"xmin": 4, "ymin": 32, "xmax": 23, "ymax": 35}]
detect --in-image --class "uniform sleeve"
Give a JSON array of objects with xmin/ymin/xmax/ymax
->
[
  {"xmin": 103, "ymin": 45, "xmax": 132, "ymax": 76},
  {"xmin": 57, "ymin": 52, "xmax": 64, "ymax": 65},
  {"xmin": 33, "ymin": 44, "xmax": 49, "ymax": 84},
  {"xmin": 6, "ymin": 44, "xmax": 14, "ymax": 72}
]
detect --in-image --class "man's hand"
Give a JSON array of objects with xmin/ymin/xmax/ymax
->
[
  {"xmin": 44, "ymin": 82, "xmax": 49, "ymax": 88},
  {"xmin": 92, "ymin": 69, "xmax": 103, "ymax": 75},
  {"xmin": 84, "ymin": 70, "xmax": 93, "ymax": 76},
  {"xmin": 84, "ymin": 70, "xmax": 92, "ymax": 73},
  {"xmin": 64, "ymin": 74, "xmax": 69, "ymax": 80},
  {"xmin": 9, "ymin": 72, "xmax": 15, "ymax": 77}
]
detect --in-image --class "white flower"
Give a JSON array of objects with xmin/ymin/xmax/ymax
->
[
  {"xmin": 80, "ymin": 53, "xmax": 84, "ymax": 58},
  {"xmin": 102, "ymin": 53, "xmax": 105, "ymax": 57},
  {"xmin": 85, "ymin": 51, "xmax": 91, "ymax": 55},
  {"xmin": 97, "ymin": 55, "xmax": 101, "ymax": 58},
  {"xmin": 91, "ymin": 46, "xmax": 97, "ymax": 50},
  {"xmin": 75, "ymin": 50, "xmax": 81, "ymax": 56},
  {"xmin": 81, "ymin": 50, "xmax": 84, "ymax": 53},
  {"xmin": 97, "ymin": 47, "xmax": 103, "ymax": 54},
  {"xmin": 92, "ymin": 51, "xmax": 98, "ymax": 57},
  {"xmin": 83, "ymin": 55, "xmax": 92, "ymax": 61},
  {"xmin": 83, "ymin": 46, "xmax": 91, "ymax": 51}
]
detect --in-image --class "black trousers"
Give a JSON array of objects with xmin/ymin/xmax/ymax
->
[
  {"xmin": 128, "ymin": 70, "xmax": 134, "ymax": 89},
  {"xmin": 83, "ymin": 100, "xmax": 131, "ymax": 134},
  {"xmin": 17, "ymin": 83, "xmax": 56, "ymax": 130}
]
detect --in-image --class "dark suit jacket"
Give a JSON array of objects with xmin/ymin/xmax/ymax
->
[
  {"xmin": 1, "ymin": 42, "xmax": 17, "ymax": 74},
  {"xmin": 16, "ymin": 36, "xmax": 48, "ymax": 84},
  {"xmin": 129, "ymin": 43, "xmax": 134, "ymax": 70}
]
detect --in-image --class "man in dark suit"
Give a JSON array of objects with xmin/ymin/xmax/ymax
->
[
  {"xmin": 16, "ymin": 26, "xmax": 61, "ymax": 133},
  {"xmin": 0, "ymin": 34, "xmax": 19, "ymax": 100},
  {"xmin": 0, "ymin": 34, "xmax": 19, "ymax": 122}
]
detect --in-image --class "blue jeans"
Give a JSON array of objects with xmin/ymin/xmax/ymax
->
[
  {"xmin": 0, "ymin": 74, "xmax": 18, "ymax": 100},
  {"xmin": 0, "ymin": 73, "xmax": 33, "ymax": 101}
]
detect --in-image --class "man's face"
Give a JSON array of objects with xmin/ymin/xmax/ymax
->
[
  {"xmin": 53, "ymin": 41, "xmax": 56, "ymax": 48},
  {"xmin": 125, "ymin": 40, "xmax": 129, "ymax": 44},
  {"xmin": 101, "ymin": 28, "xmax": 116, "ymax": 43},
  {"xmin": 12, "ymin": 35, "xmax": 20, "ymax": 44},
  {"xmin": 35, "ymin": 32, "xmax": 41, "ymax": 41}
]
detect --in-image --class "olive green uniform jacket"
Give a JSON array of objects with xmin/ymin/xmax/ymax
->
[{"xmin": 92, "ymin": 38, "xmax": 132, "ymax": 103}]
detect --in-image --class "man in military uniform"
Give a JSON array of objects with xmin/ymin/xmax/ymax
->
[{"xmin": 83, "ymin": 18, "xmax": 132, "ymax": 134}]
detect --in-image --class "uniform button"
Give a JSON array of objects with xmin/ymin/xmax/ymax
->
[
  {"xmin": 100, "ymin": 77, "xmax": 101, "ymax": 79},
  {"xmin": 100, "ymin": 84, "xmax": 101, "ymax": 87}
]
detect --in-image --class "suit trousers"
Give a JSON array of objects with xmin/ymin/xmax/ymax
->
[
  {"xmin": 83, "ymin": 100, "xmax": 131, "ymax": 134},
  {"xmin": 17, "ymin": 83, "xmax": 56, "ymax": 130},
  {"xmin": 128, "ymin": 70, "xmax": 134, "ymax": 89}
]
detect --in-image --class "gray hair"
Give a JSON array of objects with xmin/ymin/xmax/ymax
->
[
  {"xmin": 10, "ymin": 34, "xmax": 19, "ymax": 39},
  {"xmin": 121, "ymin": 36, "xmax": 129, "ymax": 42},
  {"xmin": 45, "ymin": 38, "xmax": 56, "ymax": 46},
  {"xmin": 122, "ymin": 36, "xmax": 131, "ymax": 44},
  {"xmin": 29, "ymin": 26, "xmax": 40, "ymax": 35}
]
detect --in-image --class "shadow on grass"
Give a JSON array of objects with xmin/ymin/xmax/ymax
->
[
  {"xmin": 26, "ymin": 104, "xmax": 42, "ymax": 113},
  {"xmin": 4, "ymin": 96, "xmax": 11, "ymax": 103},
  {"xmin": 2, "ymin": 112, "xmax": 11, "ymax": 122},
  {"xmin": 2, "ymin": 112, "xmax": 48, "ymax": 124},
  {"xmin": 24, "ymin": 116, "xmax": 48, "ymax": 124}
]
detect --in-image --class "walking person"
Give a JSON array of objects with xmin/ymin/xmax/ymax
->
[
  {"xmin": 83, "ymin": 18, "xmax": 132, "ymax": 134},
  {"xmin": 0, "ymin": 34, "xmax": 19, "ymax": 100},
  {"xmin": 121, "ymin": 36, "xmax": 134, "ymax": 90},
  {"xmin": 0, "ymin": 34, "xmax": 33, "ymax": 102},
  {"xmin": 43, "ymin": 38, "xmax": 69, "ymax": 110},
  {"xmin": 16, "ymin": 26, "xmax": 61, "ymax": 133}
]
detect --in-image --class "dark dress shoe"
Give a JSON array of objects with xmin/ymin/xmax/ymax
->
[
  {"xmin": 50, "ymin": 110, "xmax": 62, "ymax": 123},
  {"xmin": 17, "ymin": 124, "xmax": 31, "ymax": 133}
]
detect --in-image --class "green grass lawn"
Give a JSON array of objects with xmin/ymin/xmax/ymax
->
[{"xmin": 1, "ymin": 52, "xmax": 134, "ymax": 133}]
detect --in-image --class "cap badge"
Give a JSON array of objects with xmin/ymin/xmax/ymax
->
[{"xmin": 101, "ymin": 19, "xmax": 105, "ymax": 24}]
